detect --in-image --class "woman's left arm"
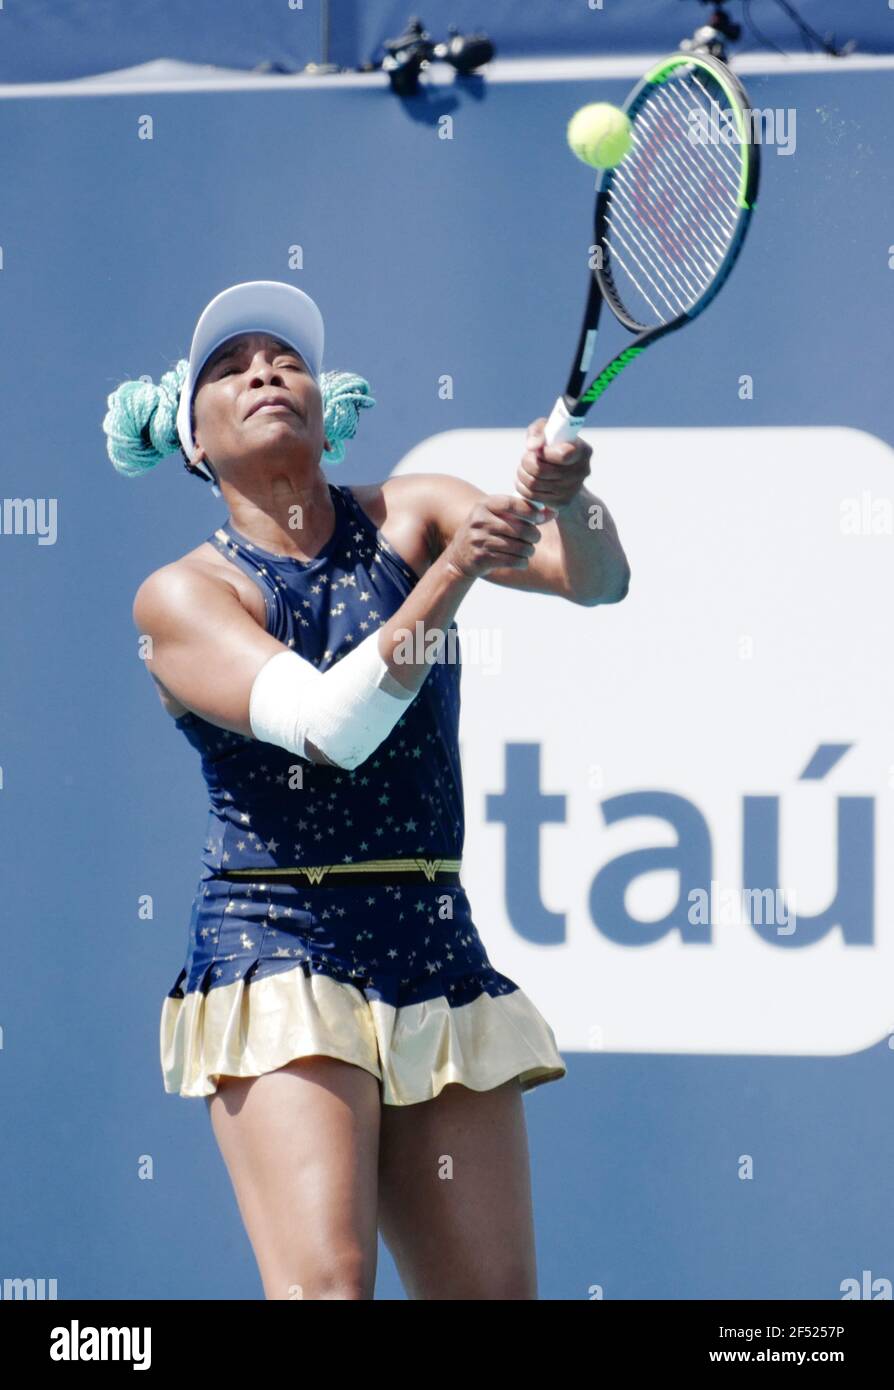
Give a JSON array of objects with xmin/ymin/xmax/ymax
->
[
  {"xmin": 379, "ymin": 422, "xmax": 630, "ymax": 607},
  {"xmin": 512, "ymin": 417, "xmax": 629, "ymax": 607}
]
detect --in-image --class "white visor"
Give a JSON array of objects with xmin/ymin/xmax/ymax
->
[{"xmin": 176, "ymin": 280, "xmax": 325, "ymax": 481}]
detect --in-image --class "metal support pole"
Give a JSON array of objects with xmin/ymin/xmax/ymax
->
[{"xmin": 321, "ymin": 0, "xmax": 330, "ymax": 66}]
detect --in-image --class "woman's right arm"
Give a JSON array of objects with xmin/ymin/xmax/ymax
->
[{"xmin": 133, "ymin": 492, "xmax": 544, "ymax": 765}]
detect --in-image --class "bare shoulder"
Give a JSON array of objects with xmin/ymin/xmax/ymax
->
[
  {"xmin": 349, "ymin": 473, "xmax": 483, "ymax": 577},
  {"xmin": 349, "ymin": 477, "xmax": 434, "ymax": 580},
  {"xmin": 132, "ymin": 555, "xmax": 193, "ymax": 630},
  {"xmin": 132, "ymin": 542, "xmax": 265, "ymax": 719},
  {"xmin": 354, "ymin": 472, "xmax": 481, "ymax": 515},
  {"xmin": 133, "ymin": 541, "xmax": 264, "ymax": 630}
]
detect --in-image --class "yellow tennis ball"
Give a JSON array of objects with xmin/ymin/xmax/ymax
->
[{"xmin": 567, "ymin": 102, "xmax": 632, "ymax": 169}]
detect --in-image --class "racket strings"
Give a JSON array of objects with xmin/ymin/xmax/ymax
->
[
  {"xmin": 642, "ymin": 72, "xmax": 743, "ymax": 222},
  {"xmin": 601, "ymin": 66, "xmax": 746, "ymax": 329},
  {"xmin": 606, "ymin": 144, "xmax": 729, "ymax": 323},
  {"xmin": 631, "ymin": 104, "xmax": 737, "ymax": 251},
  {"xmin": 684, "ymin": 72, "xmax": 744, "ymax": 182},
  {"xmin": 601, "ymin": 230, "xmax": 681, "ymax": 322},
  {"xmin": 618, "ymin": 117, "xmax": 733, "ymax": 293},
  {"xmin": 644, "ymin": 91, "xmax": 741, "ymax": 247},
  {"xmin": 611, "ymin": 156, "xmax": 721, "ymax": 299},
  {"xmin": 603, "ymin": 204, "xmax": 698, "ymax": 319},
  {"xmin": 654, "ymin": 78, "xmax": 742, "ymax": 195},
  {"xmin": 606, "ymin": 151, "xmax": 731, "ymax": 323},
  {"xmin": 626, "ymin": 90, "xmax": 738, "ymax": 270},
  {"xmin": 645, "ymin": 84, "xmax": 742, "ymax": 219}
]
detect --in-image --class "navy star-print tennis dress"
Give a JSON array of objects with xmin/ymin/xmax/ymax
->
[{"xmin": 159, "ymin": 480, "xmax": 566, "ymax": 1102}]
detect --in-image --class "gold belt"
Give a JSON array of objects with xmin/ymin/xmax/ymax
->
[{"xmin": 217, "ymin": 856, "xmax": 463, "ymax": 887}]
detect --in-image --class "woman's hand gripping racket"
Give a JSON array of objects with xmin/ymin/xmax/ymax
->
[{"xmin": 516, "ymin": 48, "xmax": 760, "ymax": 520}]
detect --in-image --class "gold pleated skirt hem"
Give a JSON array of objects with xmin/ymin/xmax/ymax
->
[{"xmin": 160, "ymin": 961, "xmax": 567, "ymax": 1104}]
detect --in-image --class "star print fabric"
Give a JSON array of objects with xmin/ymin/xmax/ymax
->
[{"xmin": 159, "ymin": 483, "xmax": 566, "ymax": 1102}]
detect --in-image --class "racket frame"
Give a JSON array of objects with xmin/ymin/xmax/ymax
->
[{"xmin": 543, "ymin": 49, "xmax": 760, "ymax": 448}]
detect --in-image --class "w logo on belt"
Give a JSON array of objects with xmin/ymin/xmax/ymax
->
[{"xmin": 219, "ymin": 857, "xmax": 462, "ymax": 886}]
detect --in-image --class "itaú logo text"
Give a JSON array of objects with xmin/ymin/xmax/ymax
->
[{"xmin": 486, "ymin": 742, "xmax": 870, "ymax": 948}]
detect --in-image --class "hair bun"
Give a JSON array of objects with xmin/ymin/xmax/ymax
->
[
  {"xmin": 103, "ymin": 359, "xmax": 188, "ymax": 478},
  {"xmin": 320, "ymin": 371, "xmax": 375, "ymax": 466}
]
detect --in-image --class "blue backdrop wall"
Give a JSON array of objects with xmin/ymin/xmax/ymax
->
[{"xmin": 0, "ymin": 0, "xmax": 888, "ymax": 83}]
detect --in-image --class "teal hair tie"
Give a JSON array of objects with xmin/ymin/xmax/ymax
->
[{"xmin": 103, "ymin": 361, "xmax": 373, "ymax": 478}]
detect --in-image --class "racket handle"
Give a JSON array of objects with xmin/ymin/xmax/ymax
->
[
  {"xmin": 514, "ymin": 397, "xmax": 587, "ymax": 524},
  {"xmin": 544, "ymin": 395, "xmax": 587, "ymax": 446}
]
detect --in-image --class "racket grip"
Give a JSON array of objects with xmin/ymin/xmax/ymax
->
[
  {"xmin": 544, "ymin": 395, "xmax": 587, "ymax": 446},
  {"xmin": 513, "ymin": 399, "xmax": 586, "ymax": 524}
]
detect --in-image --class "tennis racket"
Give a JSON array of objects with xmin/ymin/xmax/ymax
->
[{"xmin": 518, "ymin": 48, "xmax": 760, "ymax": 515}]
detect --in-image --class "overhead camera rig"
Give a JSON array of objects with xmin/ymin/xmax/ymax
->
[
  {"xmin": 375, "ymin": 16, "xmax": 496, "ymax": 96},
  {"xmin": 677, "ymin": 0, "xmax": 854, "ymax": 61},
  {"xmin": 678, "ymin": 1, "xmax": 743, "ymax": 63}
]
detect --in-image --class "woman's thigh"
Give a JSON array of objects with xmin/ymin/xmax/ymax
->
[
  {"xmin": 207, "ymin": 1055, "xmax": 382, "ymax": 1300},
  {"xmin": 377, "ymin": 1078, "xmax": 538, "ymax": 1300}
]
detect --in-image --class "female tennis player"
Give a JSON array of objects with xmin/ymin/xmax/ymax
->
[{"xmin": 104, "ymin": 281, "xmax": 630, "ymax": 1301}]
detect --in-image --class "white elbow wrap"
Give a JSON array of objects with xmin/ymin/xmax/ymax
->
[{"xmin": 248, "ymin": 628, "xmax": 416, "ymax": 770}]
